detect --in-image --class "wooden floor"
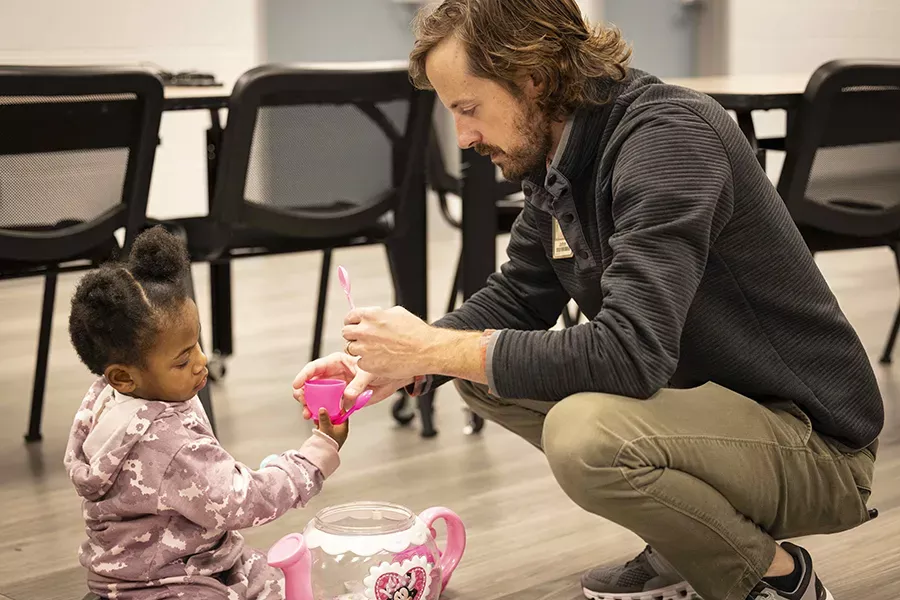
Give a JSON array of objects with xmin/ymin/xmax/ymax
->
[{"xmin": 2, "ymin": 211, "xmax": 900, "ymax": 600}]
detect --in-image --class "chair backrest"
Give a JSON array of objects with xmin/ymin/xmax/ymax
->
[
  {"xmin": 0, "ymin": 66, "xmax": 163, "ymax": 264},
  {"xmin": 777, "ymin": 59, "xmax": 900, "ymax": 239},
  {"xmin": 211, "ymin": 62, "xmax": 435, "ymax": 240}
]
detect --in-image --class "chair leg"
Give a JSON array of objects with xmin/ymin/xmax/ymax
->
[
  {"xmin": 25, "ymin": 272, "xmax": 58, "ymax": 443},
  {"xmin": 446, "ymin": 253, "xmax": 463, "ymax": 314},
  {"xmin": 417, "ymin": 392, "xmax": 437, "ymax": 438},
  {"xmin": 311, "ymin": 249, "xmax": 333, "ymax": 362},
  {"xmin": 881, "ymin": 247, "xmax": 900, "ymax": 365}
]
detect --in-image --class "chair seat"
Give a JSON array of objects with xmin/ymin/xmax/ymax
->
[{"xmin": 172, "ymin": 210, "xmax": 395, "ymax": 262}]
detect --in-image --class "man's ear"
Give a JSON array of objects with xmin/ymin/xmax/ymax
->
[{"xmin": 105, "ymin": 364, "xmax": 138, "ymax": 395}]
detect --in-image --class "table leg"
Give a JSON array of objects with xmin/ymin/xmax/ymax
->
[
  {"xmin": 460, "ymin": 149, "xmax": 497, "ymax": 299},
  {"xmin": 206, "ymin": 110, "xmax": 233, "ymax": 361},
  {"xmin": 386, "ymin": 153, "xmax": 434, "ymax": 436}
]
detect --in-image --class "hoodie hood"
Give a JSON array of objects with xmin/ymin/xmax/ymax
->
[{"xmin": 64, "ymin": 377, "xmax": 167, "ymax": 501}]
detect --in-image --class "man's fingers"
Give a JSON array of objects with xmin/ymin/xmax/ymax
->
[
  {"xmin": 343, "ymin": 306, "xmax": 382, "ymax": 326},
  {"xmin": 292, "ymin": 352, "xmax": 353, "ymax": 389},
  {"xmin": 341, "ymin": 324, "xmax": 361, "ymax": 341},
  {"xmin": 342, "ymin": 370, "xmax": 373, "ymax": 409},
  {"xmin": 292, "ymin": 357, "xmax": 328, "ymax": 388}
]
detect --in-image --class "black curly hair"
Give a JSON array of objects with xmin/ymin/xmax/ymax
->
[{"xmin": 69, "ymin": 226, "xmax": 192, "ymax": 375}]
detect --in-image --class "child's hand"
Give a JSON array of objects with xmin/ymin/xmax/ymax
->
[{"xmin": 316, "ymin": 409, "xmax": 349, "ymax": 450}]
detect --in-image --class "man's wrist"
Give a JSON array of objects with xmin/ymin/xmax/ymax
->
[{"xmin": 423, "ymin": 327, "xmax": 492, "ymax": 384}]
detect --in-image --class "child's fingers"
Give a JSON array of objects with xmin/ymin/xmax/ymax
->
[{"xmin": 317, "ymin": 408, "xmax": 333, "ymax": 431}]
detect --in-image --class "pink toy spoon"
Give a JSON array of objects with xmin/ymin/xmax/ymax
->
[{"xmin": 337, "ymin": 265, "xmax": 355, "ymax": 310}]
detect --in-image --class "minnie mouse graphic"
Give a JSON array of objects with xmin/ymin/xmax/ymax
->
[{"xmin": 373, "ymin": 566, "xmax": 427, "ymax": 600}]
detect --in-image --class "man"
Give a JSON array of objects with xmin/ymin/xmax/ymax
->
[{"xmin": 293, "ymin": 1, "xmax": 883, "ymax": 599}]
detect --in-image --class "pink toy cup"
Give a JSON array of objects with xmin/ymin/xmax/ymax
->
[{"xmin": 303, "ymin": 379, "xmax": 372, "ymax": 425}]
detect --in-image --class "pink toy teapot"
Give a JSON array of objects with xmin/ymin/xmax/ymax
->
[{"xmin": 267, "ymin": 501, "xmax": 466, "ymax": 600}]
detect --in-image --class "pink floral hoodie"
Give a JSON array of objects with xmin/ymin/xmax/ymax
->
[{"xmin": 64, "ymin": 377, "xmax": 340, "ymax": 600}]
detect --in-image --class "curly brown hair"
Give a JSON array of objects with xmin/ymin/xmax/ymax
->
[{"xmin": 409, "ymin": 0, "xmax": 632, "ymax": 120}]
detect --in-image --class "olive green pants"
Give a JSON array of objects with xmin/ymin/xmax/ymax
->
[{"xmin": 455, "ymin": 380, "xmax": 876, "ymax": 600}]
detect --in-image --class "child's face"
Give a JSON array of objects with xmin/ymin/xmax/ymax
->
[{"xmin": 110, "ymin": 299, "xmax": 208, "ymax": 402}]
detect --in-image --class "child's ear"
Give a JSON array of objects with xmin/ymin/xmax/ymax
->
[{"xmin": 105, "ymin": 364, "xmax": 137, "ymax": 395}]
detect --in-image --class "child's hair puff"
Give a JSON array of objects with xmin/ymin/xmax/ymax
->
[{"xmin": 69, "ymin": 226, "xmax": 191, "ymax": 375}]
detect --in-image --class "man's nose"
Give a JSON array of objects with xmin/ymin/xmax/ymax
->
[{"xmin": 455, "ymin": 119, "xmax": 481, "ymax": 149}]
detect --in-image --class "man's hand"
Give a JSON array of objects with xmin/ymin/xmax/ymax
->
[
  {"xmin": 292, "ymin": 352, "xmax": 410, "ymax": 420},
  {"xmin": 315, "ymin": 409, "xmax": 348, "ymax": 449},
  {"xmin": 342, "ymin": 306, "xmax": 488, "ymax": 384},
  {"xmin": 341, "ymin": 306, "xmax": 439, "ymax": 379}
]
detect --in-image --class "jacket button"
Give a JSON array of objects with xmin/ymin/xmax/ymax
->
[
  {"xmin": 547, "ymin": 173, "xmax": 557, "ymax": 186},
  {"xmin": 579, "ymin": 250, "xmax": 590, "ymax": 260},
  {"xmin": 524, "ymin": 186, "xmax": 533, "ymax": 197},
  {"xmin": 563, "ymin": 213, "xmax": 575, "ymax": 224}
]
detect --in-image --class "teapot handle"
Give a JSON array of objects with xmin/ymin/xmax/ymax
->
[
  {"xmin": 418, "ymin": 507, "xmax": 466, "ymax": 593},
  {"xmin": 267, "ymin": 533, "xmax": 315, "ymax": 600}
]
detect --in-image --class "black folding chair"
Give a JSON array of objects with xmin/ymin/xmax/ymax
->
[
  {"xmin": 776, "ymin": 59, "xmax": 900, "ymax": 363},
  {"xmin": 0, "ymin": 66, "xmax": 166, "ymax": 442},
  {"xmin": 171, "ymin": 63, "xmax": 439, "ymax": 435}
]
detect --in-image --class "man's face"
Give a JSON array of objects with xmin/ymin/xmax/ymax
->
[{"xmin": 425, "ymin": 36, "xmax": 553, "ymax": 182}]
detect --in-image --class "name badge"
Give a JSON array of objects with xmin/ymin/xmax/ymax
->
[{"xmin": 552, "ymin": 217, "xmax": 574, "ymax": 259}]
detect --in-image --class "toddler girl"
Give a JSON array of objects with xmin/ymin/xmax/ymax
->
[{"xmin": 64, "ymin": 226, "xmax": 346, "ymax": 600}]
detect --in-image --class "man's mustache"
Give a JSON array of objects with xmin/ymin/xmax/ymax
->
[{"xmin": 474, "ymin": 144, "xmax": 501, "ymax": 156}]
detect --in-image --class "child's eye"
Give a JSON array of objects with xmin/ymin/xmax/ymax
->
[{"xmin": 177, "ymin": 362, "xmax": 189, "ymax": 370}]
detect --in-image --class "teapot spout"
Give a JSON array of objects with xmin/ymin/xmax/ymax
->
[{"xmin": 267, "ymin": 533, "xmax": 314, "ymax": 600}]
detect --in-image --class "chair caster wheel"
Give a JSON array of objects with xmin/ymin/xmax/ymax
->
[
  {"xmin": 463, "ymin": 411, "xmax": 485, "ymax": 435},
  {"xmin": 208, "ymin": 353, "xmax": 227, "ymax": 382},
  {"xmin": 392, "ymin": 394, "xmax": 415, "ymax": 426}
]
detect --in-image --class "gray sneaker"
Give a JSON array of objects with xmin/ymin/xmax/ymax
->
[
  {"xmin": 581, "ymin": 546, "xmax": 698, "ymax": 600},
  {"xmin": 747, "ymin": 543, "xmax": 833, "ymax": 600}
]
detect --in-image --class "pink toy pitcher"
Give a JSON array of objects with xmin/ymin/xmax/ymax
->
[{"xmin": 267, "ymin": 502, "xmax": 466, "ymax": 600}]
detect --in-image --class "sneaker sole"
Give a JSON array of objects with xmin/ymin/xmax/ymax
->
[{"xmin": 583, "ymin": 581, "xmax": 698, "ymax": 600}]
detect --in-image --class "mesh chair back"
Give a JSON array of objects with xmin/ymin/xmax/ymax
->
[
  {"xmin": 777, "ymin": 59, "xmax": 900, "ymax": 238},
  {"xmin": 0, "ymin": 66, "xmax": 163, "ymax": 263},
  {"xmin": 212, "ymin": 63, "xmax": 434, "ymax": 240}
]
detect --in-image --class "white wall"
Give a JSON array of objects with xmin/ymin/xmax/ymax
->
[
  {"xmin": 725, "ymin": 0, "xmax": 900, "ymax": 181},
  {"xmin": 0, "ymin": 0, "xmax": 261, "ymax": 219},
  {"xmin": 727, "ymin": 0, "xmax": 900, "ymax": 76}
]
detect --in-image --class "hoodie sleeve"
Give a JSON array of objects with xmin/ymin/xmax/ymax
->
[{"xmin": 158, "ymin": 431, "xmax": 340, "ymax": 532}]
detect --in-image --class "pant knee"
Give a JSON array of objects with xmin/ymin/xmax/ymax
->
[
  {"xmin": 542, "ymin": 393, "xmax": 638, "ymax": 507},
  {"xmin": 453, "ymin": 378, "xmax": 492, "ymax": 412}
]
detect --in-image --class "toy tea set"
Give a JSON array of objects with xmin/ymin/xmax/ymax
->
[
  {"xmin": 269, "ymin": 267, "xmax": 467, "ymax": 600},
  {"xmin": 267, "ymin": 501, "xmax": 465, "ymax": 600}
]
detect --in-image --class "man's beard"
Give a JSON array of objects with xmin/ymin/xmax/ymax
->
[{"xmin": 474, "ymin": 100, "xmax": 553, "ymax": 183}]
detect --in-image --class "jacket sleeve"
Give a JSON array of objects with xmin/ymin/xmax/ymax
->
[
  {"xmin": 158, "ymin": 430, "xmax": 340, "ymax": 531},
  {"xmin": 488, "ymin": 106, "xmax": 734, "ymax": 400}
]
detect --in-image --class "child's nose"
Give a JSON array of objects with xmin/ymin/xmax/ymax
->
[{"xmin": 196, "ymin": 347, "xmax": 209, "ymax": 371}]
